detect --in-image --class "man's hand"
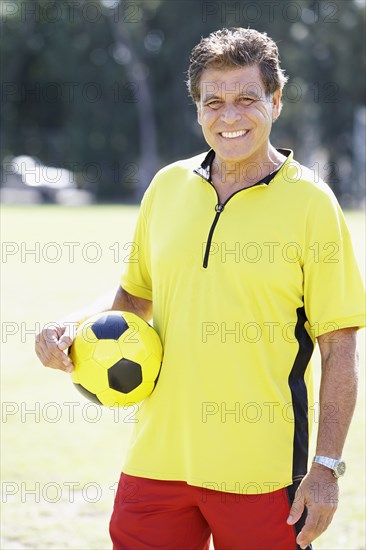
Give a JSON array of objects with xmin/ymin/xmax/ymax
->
[
  {"xmin": 35, "ymin": 286, "xmax": 152, "ymax": 373},
  {"xmin": 35, "ymin": 323, "xmax": 75, "ymax": 373},
  {"xmin": 287, "ymin": 464, "xmax": 339, "ymax": 549}
]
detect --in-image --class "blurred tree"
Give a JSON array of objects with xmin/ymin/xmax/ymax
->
[{"xmin": 105, "ymin": 0, "xmax": 159, "ymax": 198}]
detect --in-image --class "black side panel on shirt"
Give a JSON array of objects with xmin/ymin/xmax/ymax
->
[
  {"xmin": 286, "ymin": 306, "xmax": 314, "ymax": 549},
  {"xmin": 289, "ymin": 306, "xmax": 314, "ymax": 480}
]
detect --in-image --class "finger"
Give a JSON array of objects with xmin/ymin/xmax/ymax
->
[
  {"xmin": 296, "ymin": 503, "xmax": 335, "ymax": 549},
  {"xmin": 43, "ymin": 328, "xmax": 61, "ymax": 346},
  {"xmin": 61, "ymin": 352, "xmax": 74, "ymax": 372},
  {"xmin": 38, "ymin": 344, "xmax": 73, "ymax": 372},
  {"xmin": 43, "ymin": 323, "xmax": 73, "ymax": 346},
  {"xmin": 36, "ymin": 332, "xmax": 74, "ymax": 372},
  {"xmin": 287, "ymin": 493, "xmax": 305, "ymax": 525},
  {"xmin": 58, "ymin": 334, "xmax": 73, "ymax": 351},
  {"xmin": 45, "ymin": 329, "xmax": 74, "ymax": 365},
  {"xmin": 57, "ymin": 334, "xmax": 74, "ymax": 371},
  {"xmin": 50, "ymin": 347, "xmax": 74, "ymax": 372},
  {"xmin": 296, "ymin": 508, "xmax": 321, "ymax": 549}
]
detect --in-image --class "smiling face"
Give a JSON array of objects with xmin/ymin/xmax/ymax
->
[{"xmin": 196, "ymin": 65, "xmax": 282, "ymax": 168}]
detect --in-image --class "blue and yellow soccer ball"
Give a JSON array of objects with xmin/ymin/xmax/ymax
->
[{"xmin": 69, "ymin": 311, "xmax": 162, "ymax": 407}]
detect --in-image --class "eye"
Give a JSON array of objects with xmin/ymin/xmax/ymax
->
[
  {"xmin": 239, "ymin": 97, "xmax": 256, "ymax": 106},
  {"xmin": 205, "ymin": 100, "xmax": 222, "ymax": 109}
]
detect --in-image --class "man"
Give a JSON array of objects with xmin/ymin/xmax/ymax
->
[{"xmin": 36, "ymin": 28, "xmax": 365, "ymax": 550}]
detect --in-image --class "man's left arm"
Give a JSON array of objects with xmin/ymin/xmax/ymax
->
[{"xmin": 287, "ymin": 327, "xmax": 359, "ymax": 549}]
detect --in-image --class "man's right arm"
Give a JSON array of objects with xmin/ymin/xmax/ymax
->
[
  {"xmin": 35, "ymin": 286, "xmax": 152, "ymax": 373},
  {"xmin": 111, "ymin": 286, "xmax": 152, "ymax": 322}
]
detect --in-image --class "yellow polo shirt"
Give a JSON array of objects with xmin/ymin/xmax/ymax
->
[{"xmin": 120, "ymin": 149, "xmax": 365, "ymax": 493}]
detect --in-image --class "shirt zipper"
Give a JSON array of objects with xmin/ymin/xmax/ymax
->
[
  {"xmin": 201, "ymin": 183, "xmax": 266, "ymax": 269},
  {"xmin": 195, "ymin": 152, "xmax": 287, "ymax": 269},
  {"xmin": 203, "ymin": 202, "xmax": 224, "ymax": 268}
]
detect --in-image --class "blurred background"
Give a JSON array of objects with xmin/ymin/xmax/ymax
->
[
  {"xmin": 1, "ymin": 0, "xmax": 365, "ymax": 205},
  {"xmin": 1, "ymin": 1, "xmax": 365, "ymax": 549}
]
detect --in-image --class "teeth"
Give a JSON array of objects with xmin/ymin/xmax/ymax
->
[{"xmin": 221, "ymin": 130, "xmax": 248, "ymax": 139}]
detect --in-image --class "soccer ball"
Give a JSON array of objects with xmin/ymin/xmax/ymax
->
[{"xmin": 69, "ymin": 311, "xmax": 162, "ymax": 407}]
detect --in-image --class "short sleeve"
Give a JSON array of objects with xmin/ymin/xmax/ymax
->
[
  {"xmin": 120, "ymin": 190, "xmax": 152, "ymax": 301},
  {"xmin": 303, "ymin": 189, "xmax": 365, "ymax": 338}
]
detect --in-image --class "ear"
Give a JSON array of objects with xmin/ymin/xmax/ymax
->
[
  {"xmin": 196, "ymin": 102, "xmax": 202, "ymax": 126},
  {"xmin": 272, "ymin": 88, "xmax": 282, "ymax": 120}
]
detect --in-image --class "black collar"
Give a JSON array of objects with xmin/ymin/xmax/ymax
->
[
  {"xmin": 194, "ymin": 148, "xmax": 292, "ymax": 185},
  {"xmin": 194, "ymin": 149, "xmax": 215, "ymax": 182}
]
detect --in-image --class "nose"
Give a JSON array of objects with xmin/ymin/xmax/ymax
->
[{"xmin": 220, "ymin": 104, "xmax": 241, "ymax": 124}]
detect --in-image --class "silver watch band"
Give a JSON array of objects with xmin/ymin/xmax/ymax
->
[
  {"xmin": 313, "ymin": 455, "xmax": 340, "ymax": 469},
  {"xmin": 313, "ymin": 455, "xmax": 346, "ymax": 478}
]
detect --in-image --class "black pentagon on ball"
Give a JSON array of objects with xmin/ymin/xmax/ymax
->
[
  {"xmin": 108, "ymin": 358, "xmax": 143, "ymax": 393},
  {"xmin": 91, "ymin": 313, "xmax": 129, "ymax": 340},
  {"xmin": 73, "ymin": 383, "xmax": 103, "ymax": 405}
]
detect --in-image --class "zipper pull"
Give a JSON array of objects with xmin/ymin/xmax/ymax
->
[{"xmin": 215, "ymin": 203, "xmax": 224, "ymax": 213}]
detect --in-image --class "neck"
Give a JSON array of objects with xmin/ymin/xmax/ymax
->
[{"xmin": 212, "ymin": 147, "xmax": 285, "ymax": 188}]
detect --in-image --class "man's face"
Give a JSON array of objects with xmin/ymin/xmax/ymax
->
[{"xmin": 196, "ymin": 65, "xmax": 282, "ymax": 166}]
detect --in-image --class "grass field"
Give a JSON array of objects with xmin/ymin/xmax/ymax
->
[{"xmin": 1, "ymin": 205, "xmax": 365, "ymax": 550}]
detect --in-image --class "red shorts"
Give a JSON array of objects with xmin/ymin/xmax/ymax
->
[{"xmin": 109, "ymin": 473, "xmax": 311, "ymax": 550}]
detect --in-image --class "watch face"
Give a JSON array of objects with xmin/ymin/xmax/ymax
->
[{"xmin": 335, "ymin": 461, "xmax": 346, "ymax": 477}]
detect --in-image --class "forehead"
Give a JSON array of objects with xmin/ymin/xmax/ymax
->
[{"xmin": 200, "ymin": 65, "xmax": 265, "ymax": 98}]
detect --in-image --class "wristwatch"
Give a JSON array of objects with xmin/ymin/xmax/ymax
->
[{"xmin": 312, "ymin": 455, "xmax": 346, "ymax": 478}]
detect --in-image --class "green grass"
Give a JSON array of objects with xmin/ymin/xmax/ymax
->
[{"xmin": 1, "ymin": 206, "xmax": 365, "ymax": 550}]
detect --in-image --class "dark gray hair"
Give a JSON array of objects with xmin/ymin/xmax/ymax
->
[{"xmin": 187, "ymin": 27, "xmax": 288, "ymax": 102}]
